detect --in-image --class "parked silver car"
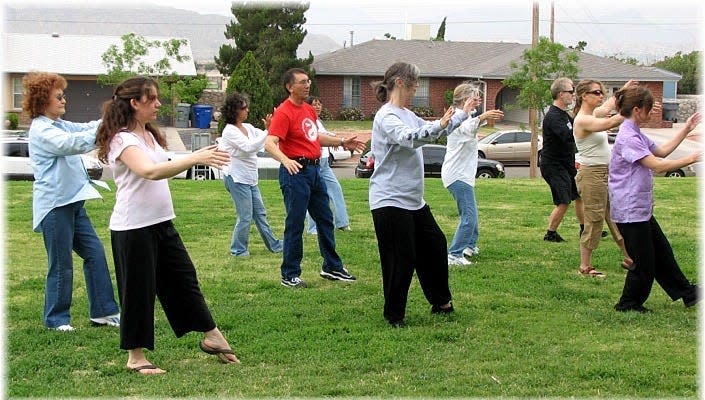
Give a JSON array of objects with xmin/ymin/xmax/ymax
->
[
  {"xmin": 2, "ymin": 133, "xmax": 103, "ymax": 180},
  {"xmin": 477, "ymin": 130, "xmax": 542, "ymax": 164}
]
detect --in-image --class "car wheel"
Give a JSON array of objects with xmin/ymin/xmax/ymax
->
[
  {"xmin": 328, "ymin": 153, "xmax": 335, "ymax": 167},
  {"xmin": 665, "ymin": 170, "xmax": 685, "ymax": 178},
  {"xmin": 478, "ymin": 151, "xmax": 486, "ymax": 159},
  {"xmin": 476, "ymin": 168, "xmax": 496, "ymax": 179}
]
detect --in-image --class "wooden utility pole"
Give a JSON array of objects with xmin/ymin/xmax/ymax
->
[
  {"xmin": 529, "ymin": 1, "xmax": 540, "ymax": 178},
  {"xmin": 550, "ymin": 1, "xmax": 555, "ymax": 42}
]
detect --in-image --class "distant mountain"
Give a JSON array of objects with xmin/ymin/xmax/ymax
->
[{"xmin": 3, "ymin": 4, "xmax": 342, "ymax": 63}]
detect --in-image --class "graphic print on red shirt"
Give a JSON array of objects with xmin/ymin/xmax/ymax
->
[{"xmin": 268, "ymin": 99, "xmax": 321, "ymax": 159}]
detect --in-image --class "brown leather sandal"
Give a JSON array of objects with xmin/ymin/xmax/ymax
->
[{"xmin": 578, "ymin": 266, "xmax": 606, "ymax": 278}]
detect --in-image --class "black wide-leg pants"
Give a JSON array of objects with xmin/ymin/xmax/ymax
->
[
  {"xmin": 111, "ymin": 220, "xmax": 216, "ymax": 351},
  {"xmin": 371, "ymin": 205, "xmax": 452, "ymax": 323}
]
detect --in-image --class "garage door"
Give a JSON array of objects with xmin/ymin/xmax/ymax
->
[{"xmin": 63, "ymin": 80, "xmax": 113, "ymax": 123}]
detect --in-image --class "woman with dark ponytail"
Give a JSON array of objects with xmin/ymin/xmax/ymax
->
[
  {"xmin": 368, "ymin": 62, "xmax": 475, "ymax": 327},
  {"xmin": 608, "ymin": 85, "xmax": 701, "ymax": 312},
  {"xmin": 96, "ymin": 76, "xmax": 238, "ymax": 374}
]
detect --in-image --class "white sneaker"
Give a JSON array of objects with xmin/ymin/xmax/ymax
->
[
  {"xmin": 463, "ymin": 247, "xmax": 480, "ymax": 257},
  {"xmin": 90, "ymin": 313, "xmax": 120, "ymax": 327},
  {"xmin": 52, "ymin": 324, "xmax": 75, "ymax": 332},
  {"xmin": 448, "ymin": 254, "xmax": 472, "ymax": 266}
]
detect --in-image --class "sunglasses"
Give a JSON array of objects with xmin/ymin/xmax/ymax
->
[
  {"xmin": 562, "ymin": 89, "xmax": 575, "ymax": 94},
  {"xmin": 586, "ymin": 90, "xmax": 604, "ymax": 96},
  {"xmin": 54, "ymin": 94, "xmax": 66, "ymax": 101}
]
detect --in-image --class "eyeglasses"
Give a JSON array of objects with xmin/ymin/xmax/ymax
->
[
  {"xmin": 562, "ymin": 89, "xmax": 575, "ymax": 94},
  {"xmin": 586, "ymin": 90, "xmax": 604, "ymax": 96},
  {"xmin": 54, "ymin": 94, "xmax": 66, "ymax": 101},
  {"xmin": 295, "ymin": 79, "xmax": 312, "ymax": 85}
]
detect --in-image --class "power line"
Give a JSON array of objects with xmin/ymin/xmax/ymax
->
[{"xmin": 5, "ymin": 17, "xmax": 700, "ymax": 27}]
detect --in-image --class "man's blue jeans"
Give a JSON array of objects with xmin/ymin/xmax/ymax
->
[
  {"xmin": 447, "ymin": 180, "xmax": 479, "ymax": 257},
  {"xmin": 306, "ymin": 156, "xmax": 350, "ymax": 233},
  {"xmin": 278, "ymin": 164, "xmax": 343, "ymax": 279},
  {"xmin": 39, "ymin": 201, "xmax": 119, "ymax": 328},
  {"xmin": 224, "ymin": 176, "xmax": 283, "ymax": 256}
]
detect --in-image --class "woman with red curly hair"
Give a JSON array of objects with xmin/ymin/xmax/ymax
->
[{"xmin": 23, "ymin": 71, "xmax": 120, "ymax": 332}]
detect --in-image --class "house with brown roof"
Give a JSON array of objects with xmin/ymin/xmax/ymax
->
[
  {"xmin": 3, "ymin": 32, "xmax": 196, "ymax": 126},
  {"xmin": 312, "ymin": 39, "xmax": 681, "ymax": 128}
]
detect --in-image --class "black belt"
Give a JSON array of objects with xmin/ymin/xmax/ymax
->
[{"xmin": 295, "ymin": 157, "xmax": 320, "ymax": 166}]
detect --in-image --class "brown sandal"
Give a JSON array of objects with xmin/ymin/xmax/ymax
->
[{"xmin": 578, "ymin": 266, "xmax": 606, "ymax": 278}]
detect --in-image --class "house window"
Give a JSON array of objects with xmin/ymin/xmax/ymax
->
[
  {"xmin": 343, "ymin": 76, "xmax": 360, "ymax": 108},
  {"xmin": 412, "ymin": 78, "xmax": 430, "ymax": 107},
  {"xmin": 13, "ymin": 78, "xmax": 23, "ymax": 109}
]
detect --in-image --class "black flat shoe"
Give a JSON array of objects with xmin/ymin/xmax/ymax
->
[
  {"xmin": 389, "ymin": 319, "xmax": 405, "ymax": 328},
  {"xmin": 431, "ymin": 303, "xmax": 455, "ymax": 314}
]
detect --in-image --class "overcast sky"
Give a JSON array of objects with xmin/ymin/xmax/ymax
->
[
  {"xmin": 4, "ymin": 0, "xmax": 704, "ymax": 62},
  {"xmin": 142, "ymin": 0, "xmax": 703, "ymax": 60}
]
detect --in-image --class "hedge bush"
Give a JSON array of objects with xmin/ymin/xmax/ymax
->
[
  {"xmin": 339, "ymin": 107, "xmax": 365, "ymax": 121},
  {"xmin": 411, "ymin": 106, "xmax": 435, "ymax": 118}
]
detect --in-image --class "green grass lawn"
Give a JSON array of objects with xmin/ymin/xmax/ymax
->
[{"xmin": 4, "ymin": 177, "xmax": 699, "ymax": 398}]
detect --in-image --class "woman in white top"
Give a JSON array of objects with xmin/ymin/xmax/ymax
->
[
  {"xmin": 573, "ymin": 79, "xmax": 635, "ymax": 277},
  {"xmin": 442, "ymin": 83, "xmax": 503, "ymax": 266},
  {"xmin": 96, "ymin": 76, "xmax": 237, "ymax": 375},
  {"xmin": 219, "ymin": 93, "xmax": 283, "ymax": 256}
]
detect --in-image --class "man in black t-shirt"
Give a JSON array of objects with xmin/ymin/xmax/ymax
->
[{"xmin": 539, "ymin": 77, "xmax": 584, "ymax": 242}]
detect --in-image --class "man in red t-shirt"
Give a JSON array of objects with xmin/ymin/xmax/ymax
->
[{"xmin": 265, "ymin": 68, "xmax": 364, "ymax": 288}]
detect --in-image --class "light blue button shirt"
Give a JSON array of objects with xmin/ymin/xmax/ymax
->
[{"xmin": 29, "ymin": 115, "xmax": 102, "ymax": 232}]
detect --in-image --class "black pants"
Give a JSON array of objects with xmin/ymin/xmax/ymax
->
[
  {"xmin": 111, "ymin": 220, "xmax": 215, "ymax": 350},
  {"xmin": 616, "ymin": 216, "xmax": 695, "ymax": 309},
  {"xmin": 371, "ymin": 205, "xmax": 452, "ymax": 323}
]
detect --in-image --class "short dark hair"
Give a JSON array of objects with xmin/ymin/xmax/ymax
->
[{"xmin": 282, "ymin": 68, "xmax": 308, "ymax": 94}]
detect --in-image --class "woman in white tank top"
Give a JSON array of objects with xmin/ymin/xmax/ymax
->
[{"xmin": 573, "ymin": 79, "xmax": 636, "ymax": 277}]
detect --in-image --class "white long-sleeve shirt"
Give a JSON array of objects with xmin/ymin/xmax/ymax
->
[
  {"xmin": 441, "ymin": 109, "xmax": 481, "ymax": 188},
  {"xmin": 219, "ymin": 123, "xmax": 268, "ymax": 185}
]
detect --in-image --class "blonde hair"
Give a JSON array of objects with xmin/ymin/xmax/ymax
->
[{"xmin": 452, "ymin": 83, "xmax": 482, "ymax": 107}]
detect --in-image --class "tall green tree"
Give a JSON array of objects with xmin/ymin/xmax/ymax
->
[
  {"xmin": 434, "ymin": 17, "xmax": 447, "ymax": 41},
  {"xmin": 215, "ymin": 2, "xmax": 313, "ymax": 104},
  {"xmin": 652, "ymin": 51, "xmax": 700, "ymax": 94},
  {"xmin": 503, "ymin": 36, "xmax": 579, "ymax": 176},
  {"xmin": 222, "ymin": 51, "xmax": 274, "ymax": 131}
]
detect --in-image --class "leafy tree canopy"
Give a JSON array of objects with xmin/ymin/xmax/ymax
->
[
  {"xmin": 503, "ymin": 37, "xmax": 579, "ymax": 119},
  {"xmin": 652, "ymin": 51, "xmax": 700, "ymax": 94},
  {"xmin": 99, "ymin": 33, "xmax": 207, "ymax": 119},
  {"xmin": 223, "ymin": 51, "xmax": 274, "ymax": 131},
  {"xmin": 503, "ymin": 36, "xmax": 579, "ymax": 177},
  {"xmin": 215, "ymin": 2, "xmax": 313, "ymax": 104},
  {"xmin": 434, "ymin": 17, "xmax": 446, "ymax": 41},
  {"xmin": 98, "ymin": 33, "xmax": 191, "ymax": 87}
]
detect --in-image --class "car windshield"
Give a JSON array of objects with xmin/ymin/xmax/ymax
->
[{"xmin": 479, "ymin": 132, "xmax": 502, "ymax": 144}]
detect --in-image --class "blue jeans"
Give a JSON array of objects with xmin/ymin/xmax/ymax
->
[
  {"xmin": 224, "ymin": 176, "xmax": 283, "ymax": 256},
  {"xmin": 447, "ymin": 180, "xmax": 479, "ymax": 257},
  {"xmin": 39, "ymin": 201, "xmax": 119, "ymax": 328},
  {"xmin": 278, "ymin": 164, "xmax": 343, "ymax": 279},
  {"xmin": 306, "ymin": 157, "xmax": 350, "ymax": 233}
]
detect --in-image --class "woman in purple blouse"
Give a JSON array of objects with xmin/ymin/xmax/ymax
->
[{"xmin": 608, "ymin": 85, "xmax": 700, "ymax": 312}]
